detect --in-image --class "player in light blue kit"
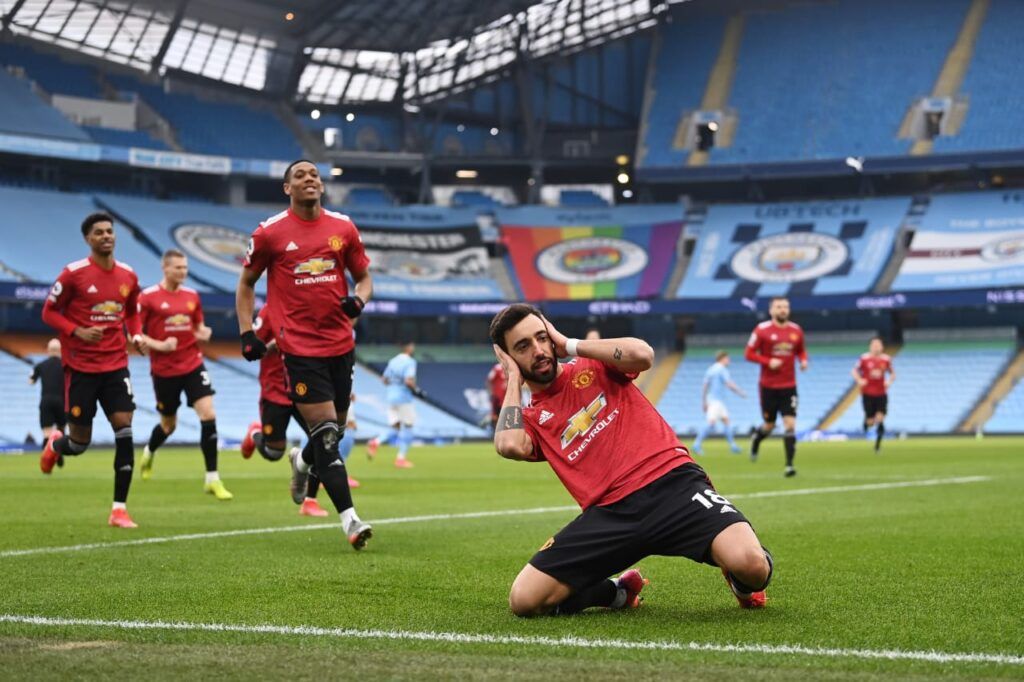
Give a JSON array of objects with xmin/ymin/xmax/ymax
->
[
  {"xmin": 367, "ymin": 341, "xmax": 420, "ymax": 468},
  {"xmin": 693, "ymin": 350, "xmax": 747, "ymax": 456}
]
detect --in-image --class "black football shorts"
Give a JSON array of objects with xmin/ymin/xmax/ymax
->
[
  {"xmin": 528, "ymin": 463, "xmax": 752, "ymax": 591},
  {"xmin": 65, "ymin": 367, "xmax": 135, "ymax": 425},
  {"xmin": 152, "ymin": 364, "xmax": 215, "ymax": 416}
]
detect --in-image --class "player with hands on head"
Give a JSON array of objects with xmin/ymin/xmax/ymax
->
[{"xmin": 490, "ymin": 304, "xmax": 774, "ymax": 617}]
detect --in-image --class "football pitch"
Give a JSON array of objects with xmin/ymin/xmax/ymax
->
[{"xmin": 1, "ymin": 436, "xmax": 1021, "ymax": 680}]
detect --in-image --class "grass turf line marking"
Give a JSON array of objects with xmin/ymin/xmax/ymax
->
[
  {"xmin": 0, "ymin": 476, "xmax": 989, "ymax": 559},
  {"xmin": 0, "ymin": 614, "xmax": 1021, "ymax": 666}
]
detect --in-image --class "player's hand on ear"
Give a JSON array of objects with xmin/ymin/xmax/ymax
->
[
  {"xmin": 540, "ymin": 315, "xmax": 569, "ymax": 358},
  {"xmin": 493, "ymin": 344, "xmax": 524, "ymax": 387}
]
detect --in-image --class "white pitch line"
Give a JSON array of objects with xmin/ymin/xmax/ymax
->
[
  {"xmin": 0, "ymin": 476, "xmax": 990, "ymax": 559},
  {"xmin": 0, "ymin": 614, "xmax": 1020, "ymax": 666}
]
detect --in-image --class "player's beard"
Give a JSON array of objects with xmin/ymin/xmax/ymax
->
[
  {"xmin": 520, "ymin": 347, "xmax": 557, "ymax": 384},
  {"xmin": 772, "ymin": 312, "xmax": 788, "ymax": 324}
]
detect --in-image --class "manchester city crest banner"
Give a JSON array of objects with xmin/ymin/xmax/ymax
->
[
  {"xmin": 893, "ymin": 190, "xmax": 1024, "ymax": 291},
  {"xmin": 676, "ymin": 197, "xmax": 907, "ymax": 299},
  {"xmin": 342, "ymin": 206, "xmax": 503, "ymax": 300},
  {"xmin": 496, "ymin": 205, "xmax": 685, "ymax": 301}
]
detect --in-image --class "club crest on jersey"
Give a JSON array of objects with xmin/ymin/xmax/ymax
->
[
  {"xmin": 119, "ymin": 284, "xmax": 130, "ymax": 298},
  {"xmin": 560, "ymin": 393, "xmax": 608, "ymax": 449},
  {"xmin": 187, "ymin": 301, "xmax": 196, "ymax": 311},
  {"xmin": 328, "ymin": 235, "xmax": 345, "ymax": 251},
  {"xmin": 293, "ymin": 258, "xmax": 336, "ymax": 276},
  {"xmin": 571, "ymin": 368, "xmax": 596, "ymax": 389}
]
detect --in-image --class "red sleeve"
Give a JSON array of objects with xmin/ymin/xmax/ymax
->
[
  {"xmin": 853, "ymin": 358, "xmax": 864, "ymax": 376},
  {"xmin": 124, "ymin": 278, "xmax": 142, "ymax": 337},
  {"xmin": 41, "ymin": 269, "xmax": 78, "ymax": 336},
  {"xmin": 253, "ymin": 308, "xmax": 274, "ymax": 343},
  {"xmin": 137, "ymin": 292, "xmax": 151, "ymax": 334},
  {"xmin": 193, "ymin": 294, "xmax": 205, "ymax": 326},
  {"xmin": 242, "ymin": 226, "xmax": 270, "ymax": 276},
  {"xmin": 796, "ymin": 330, "xmax": 808, "ymax": 362},
  {"xmin": 744, "ymin": 329, "xmax": 771, "ymax": 366},
  {"xmin": 344, "ymin": 224, "xmax": 371, "ymax": 277}
]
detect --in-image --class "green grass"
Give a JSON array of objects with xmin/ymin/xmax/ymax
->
[{"xmin": 1, "ymin": 437, "xmax": 1022, "ymax": 680}]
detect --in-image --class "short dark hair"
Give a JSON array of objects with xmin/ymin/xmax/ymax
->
[
  {"xmin": 162, "ymin": 248, "xmax": 186, "ymax": 263},
  {"xmin": 489, "ymin": 303, "xmax": 544, "ymax": 352},
  {"xmin": 81, "ymin": 212, "xmax": 115, "ymax": 236},
  {"xmin": 770, "ymin": 296, "xmax": 789, "ymax": 305},
  {"xmin": 283, "ymin": 159, "xmax": 318, "ymax": 182},
  {"xmin": 715, "ymin": 349, "xmax": 729, "ymax": 361}
]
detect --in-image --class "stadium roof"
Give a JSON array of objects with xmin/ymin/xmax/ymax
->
[{"xmin": 1, "ymin": 0, "xmax": 683, "ymax": 102}]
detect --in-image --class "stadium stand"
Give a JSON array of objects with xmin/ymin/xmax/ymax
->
[
  {"xmin": 95, "ymin": 193, "xmax": 268, "ymax": 293},
  {"xmin": 450, "ymin": 190, "xmax": 503, "ymax": 209},
  {"xmin": 0, "ymin": 186, "xmax": 164, "ymax": 284},
  {"xmin": 831, "ymin": 341, "xmax": 1015, "ymax": 434},
  {"xmin": 0, "ymin": 68, "xmax": 91, "ymax": 141},
  {"xmin": 656, "ymin": 344, "xmax": 861, "ymax": 437},
  {"xmin": 932, "ymin": 0, "xmax": 1024, "ymax": 154},
  {"xmin": 641, "ymin": 1, "xmax": 970, "ymax": 167},
  {"xmin": 82, "ymin": 125, "xmax": 170, "ymax": 151},
  {"xmin": 677, "ymin": 197, "xmax": 906, "ymax": 298},
  {"xmin": 0, "ymin": 353, "xmax": 41, "ymax": 446},
  {"xmin": 639, "ymin": 14, "xmax": 726, "ymax": 168},
  {"xmin": 344, "ymin": 187, "xmax": 396, "ymax": 206},
  {"xmin": 986, "ymin": 377, "xmax": 1024, "ymax": 433},
  {"xmin": 558, "ymin": 189, "xmax": 608, "ymax": 207},
  {"xmin": 303, "ymin": 112, "xmax": 402, "ymax": 152},
  {"xmin": 893, "ymin": 190, "xmax": 1024, "ymax": 291},
  {"xmin": 108, "ymin": 74, "xmax": 302, "ymax": 160},
  {"xmin": 0, "ymin": 42, "xmax": 103, "ymax": 98}
]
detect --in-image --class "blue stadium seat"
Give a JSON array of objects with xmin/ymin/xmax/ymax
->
[
  {"xmin": 657, "ymin": 347, "xmax": 858, "ymax": 437},
  {"xmin": 82, "ymin": 125, "xmax": 170, "ymax": 151},
  {"xmin": 559, "ymin": 189, "xmax": 608, "ymax": 207},
  {"xmin": 0, "ymin": 186, "xmax": 164, "ymax": 284},
  {"xmin": 933, "ymin": 0, "xmax": 1024, "ymax": 153},
  {"xmin": 451, "ymin": 190, "xmax": 502, "ymax": 208},
  {"xmin": 344, "ymin": 187, "xmax": 395, "ymax": 206},
  {"xmin": 0, "ymin": 42, "xmax": 103, "ymax": 98},
  {"xmin": 830, "ymin": 343, "xmax": 1013, "ymax": 433},
  {"xmin": 986, "ymin": 375, "xmax": 1024, "ymax": 433},
  {"xmin": 0, "ymin": 68, "xmax": 90, "ymax": 141},
  {"xmin": 108, "ymin": 75, "xmax": 302, "ymax": 160}
]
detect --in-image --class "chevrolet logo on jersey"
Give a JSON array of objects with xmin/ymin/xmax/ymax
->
[
  {"xmin": 560, "ymin": 392, "xmax": 608, "ymax": 449},
  {"xmin": 165, "ymin": 313, "xmax": 190, "ymax": 325},
  {"xmin": 293, "ymin": 258, "xmax": 336, "ymax": 276},
  {"xmin": 91, "ymin": 301, "xmax": 124, "ymax": 314}
]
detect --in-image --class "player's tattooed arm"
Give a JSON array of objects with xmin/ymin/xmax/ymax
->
[
  {"xmin": 496, "ymin": 406, "xmax": 523, "ymax": 431},
  {"xmin": 613, "ymin": 347, "xmax": 623, "ymax": 360},
  {"xmin": 575, "ymin": 337, "xmax": 653, "ymax": 374}
]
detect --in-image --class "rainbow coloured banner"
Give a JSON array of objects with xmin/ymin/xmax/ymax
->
[{"xmin": 501, "ymin": 219, "xmax": 684, "ymax": 300}]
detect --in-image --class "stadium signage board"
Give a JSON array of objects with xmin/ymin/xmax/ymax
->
[{"xmin": 535, "ymin": 237, "xmax": 649, "ymax": 284}]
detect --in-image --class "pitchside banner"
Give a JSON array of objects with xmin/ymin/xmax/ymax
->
[
  {"xmin": 342, "ymin": 207, "xmax": 503, "ymax": 300},
  {"xmin": 893, "ymin": 191, "xmax": 1024, "ymax": 290},
  {"xmin": 496, "ymin": 205, "xmax": 684, "ymax": 300},
  {"xmin": 677, "ymin": 197, "xmax": 906, "ymax": 299}
]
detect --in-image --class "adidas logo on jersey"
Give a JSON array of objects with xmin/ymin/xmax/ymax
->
[
  {"xmin": 160, "ymin": 302, "xmax": 170, "ymax": 309},
  {"xmin": 286, "ymin": 241, "xmax": 299, "ymax": 251},
  {"xmin": 538, "ymin": 410, "xmax": 555, "ymax": 425},
  {"xmin": 87, "ymin": 285, "xmax": 98, "ymax": 293}
]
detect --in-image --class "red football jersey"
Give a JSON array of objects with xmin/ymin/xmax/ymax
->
[
  {"xmin": 243, "ymin": 208, "xmax": 370, "ymax": 357},
  {"xmin": 254, "ymin": 307, "xmax": 290, "ymax": 406},
  {"xmin": 41, "ymin": 256, "xmax": 141, "ymax": 373},
  {"xmin": 745, "ymin": 320, "xmax": 807, "ymax": 389},
  {"xmin": 855, "ymin": 353, "xmax": 892, "ymax": 397},
  {"xmin": 522, "ymin": 357, "xmax": 693, "ymax": 510},
  {"xmin": 138, "ymin": 284, "xmax": 204, "ymax": 378},
  {"xmin": 488, "ymin": 362, "xmax": 508, "ymax": 401}
]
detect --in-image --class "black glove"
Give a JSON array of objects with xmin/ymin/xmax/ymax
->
[
  {"xmin": 411, "ymin": 385, "xmax": 426, "ymax": 398},
  {"xmin": 340, "ymin": 295, "xmax": 365, "ymax": 318},
  {"xmin": 240, "ymin": 330, "xmax": 267, "ymax": 361}
]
